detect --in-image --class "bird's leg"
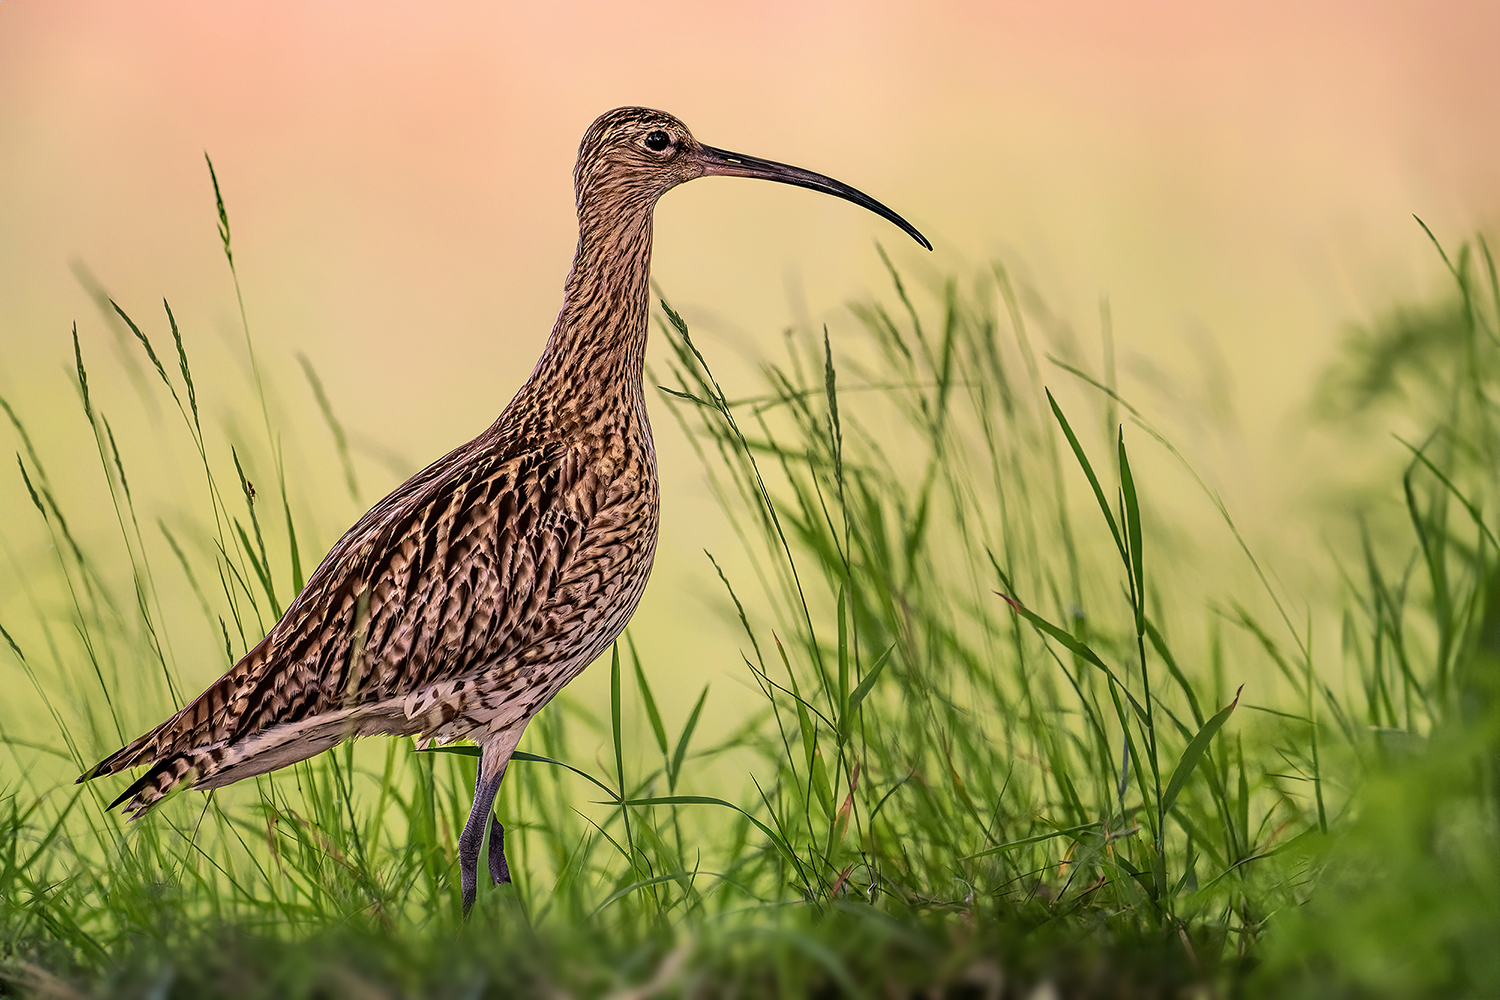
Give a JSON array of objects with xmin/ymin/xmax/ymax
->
[
  {"xmin": 459, "ymin": 765, "xmax": 503, "ymax": 918},
  {"xmin": 458, "ymin": 726, "xmax": 526, "ymax": 919},
  {"xmin": 487, "ymin": 812, "xmax": 510, "ymax": 886}
]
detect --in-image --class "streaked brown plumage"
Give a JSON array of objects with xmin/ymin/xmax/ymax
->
[{"xmin": 79, "ymin": 107, "xmax": 929, "ymax": 915}]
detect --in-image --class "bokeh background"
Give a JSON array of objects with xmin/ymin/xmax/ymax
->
[{"xmin": 2, "ymin": 0, "xmax": 1499, "ymax": 747}]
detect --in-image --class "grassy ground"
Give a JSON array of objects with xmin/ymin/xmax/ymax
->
[{"xmin": 0, "ymin": 177, "xmax": 1497, "ymax": 997}]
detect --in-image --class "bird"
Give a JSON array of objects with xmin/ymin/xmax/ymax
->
[{"xmin": 77, "ymin": 107, "xmax": 930, "ymax": 916}]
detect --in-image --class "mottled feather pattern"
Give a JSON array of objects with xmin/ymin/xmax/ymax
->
[
  {"xmin": 76, "ymin": 105, "xmax": 930, "ymax": 919},
  {"xmin": 81, "ymin": 108, "xmax": 925, "ymax": 912},
  {"xmin": 87, "ymin": 110, "xmax": 680, "ymax": 816}
]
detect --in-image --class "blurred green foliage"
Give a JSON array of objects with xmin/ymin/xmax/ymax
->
[{"xmin": 0, "ymin": 196, "xmax": 1496, "ymax": 996}]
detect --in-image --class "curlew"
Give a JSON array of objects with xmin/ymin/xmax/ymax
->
[{"xmin": 78, "ymin": 107, "xmax": 929, "ymax": 915}]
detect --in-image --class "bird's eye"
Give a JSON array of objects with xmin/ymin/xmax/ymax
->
[{"xmin": 643, "ymin": 130, "xmax": 672, "ymax": 152}]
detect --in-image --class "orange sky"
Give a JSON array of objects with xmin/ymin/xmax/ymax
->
[
  {"xmin": 2, "ymin": 1, "xmax": 1498, "ymax": 719},
  {"xmin": 4, "ymin": 3, "xmax": 1496, "ymax": 446}
]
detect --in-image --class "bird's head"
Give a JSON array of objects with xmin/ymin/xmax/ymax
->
[
  {"xmin": 574, "ymin": 107, "xmax": 702, "ymax": 205},
  {"xmin": 574, "ymin": 107, "xmax": 930, "ymax": 250}
]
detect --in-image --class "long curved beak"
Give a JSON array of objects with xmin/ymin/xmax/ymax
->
[{"xmin": 697, "ymin": 144, "xmax": 932, "ymax": 251}]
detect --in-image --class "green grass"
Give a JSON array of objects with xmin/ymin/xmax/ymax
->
[{"xmin": 1, "ymin": 168, "xmax": 1497, "ymax": 997}]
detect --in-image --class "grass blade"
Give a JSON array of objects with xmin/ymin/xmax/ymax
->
[
  {"xmin": 669, "ymin": 685, "xmax": 709, "ymax": 791},
  {"xmin": 1047, "ymin": 388, "xmax": 1126, "ymax": 565},
  {"xmin": 1163, "ymin": 686, "xmax": 1242, "ymax": 816}
]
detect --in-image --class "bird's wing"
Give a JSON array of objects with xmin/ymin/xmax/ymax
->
[{"xmin": 82, "ymin": 433, "xmax": 610, "ymax": 790}]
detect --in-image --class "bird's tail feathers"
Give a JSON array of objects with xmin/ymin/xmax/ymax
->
[
  {"xmin": 108, "ymin": 753, "xmax": 202, "ymax": 817},
  {"xmin": 77, "ymin": 644, "xmax": 267, "ymax": 785},
  {"xmin": 78, "ymin": 719, "xmax": 181, "ymax": 784}
]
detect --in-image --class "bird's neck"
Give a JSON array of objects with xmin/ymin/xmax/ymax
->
[{"xmin": 527, "ymin": 199, "xmax": 656, "ymax": 406}]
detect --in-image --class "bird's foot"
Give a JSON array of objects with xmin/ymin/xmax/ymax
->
[
  {"xmin": 488, "ymin": 814, "xmax": 511, "ymax": 886},
  {"xmin": 459, "ymin": 829, "xmax": 482, "ymax": 919},
  {"xmin": 460, "ymin": 813, "xmax": 512, "ymax": 919}
]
